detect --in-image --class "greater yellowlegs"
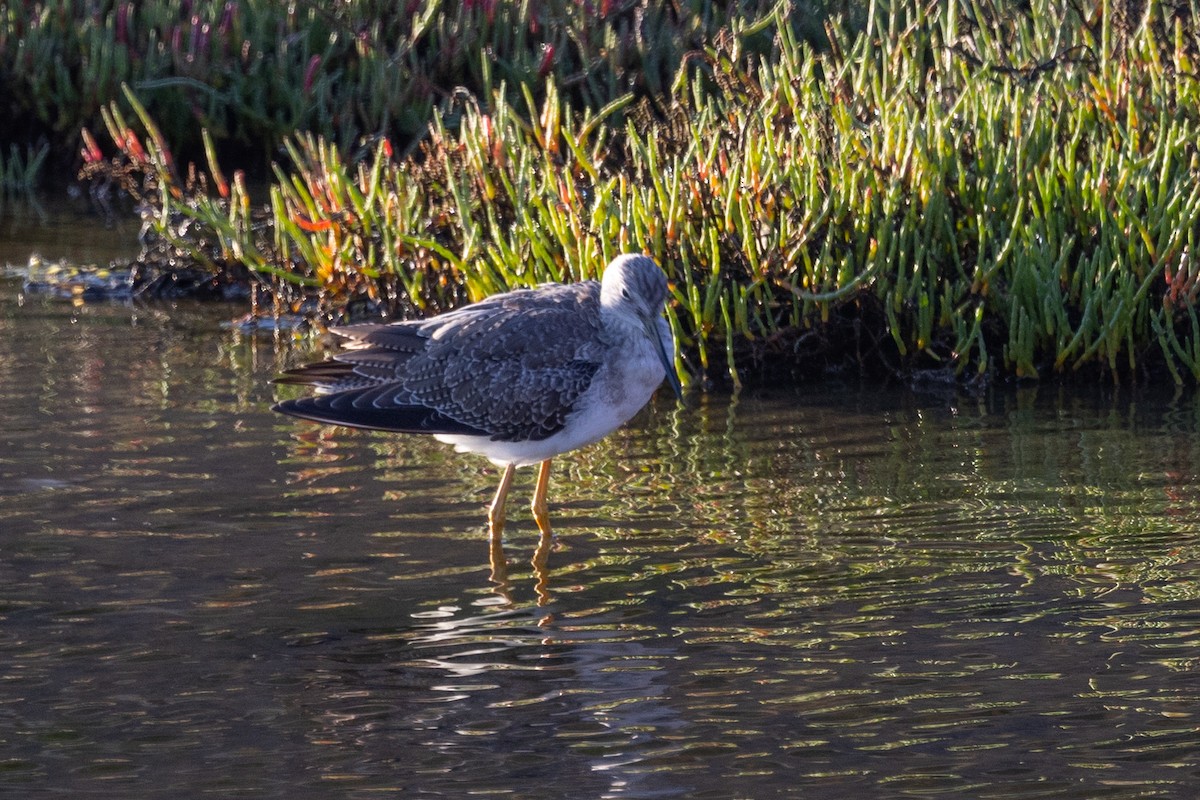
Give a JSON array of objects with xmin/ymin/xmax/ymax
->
[{"xmin": 273, "ymin": 254, "xmax": 682, "ymax": 539}]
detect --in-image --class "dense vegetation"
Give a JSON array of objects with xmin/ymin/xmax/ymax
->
[
  {"xmin": 4, "ymin": 0, "xmax": 844, "ymax": 170},
  {"xmin": 10, "ymin": 1, "xmax": 1200, "ymax": 387}
]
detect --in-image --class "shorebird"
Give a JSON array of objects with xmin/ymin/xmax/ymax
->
[{"xmin": 273, "ymin": 253, "xmax": 683, "ymax": 540}]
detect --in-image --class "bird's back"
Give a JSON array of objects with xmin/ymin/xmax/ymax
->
[{"xmin": 273, "ymin": 281, "xmax": 608, "ymax": 442}]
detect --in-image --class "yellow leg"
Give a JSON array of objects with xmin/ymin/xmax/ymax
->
[
  {"xmin": 488, "ymin": 463, "xmax": 517, "ymax": 541},
  {"xmin": 530, "ymin": 459, "xmax": 553, "ymax": 536}
]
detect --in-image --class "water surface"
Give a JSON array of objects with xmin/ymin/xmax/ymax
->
[{"xmin": 1, "ymin": 265, "xmax": 1198, "ymax": 797}]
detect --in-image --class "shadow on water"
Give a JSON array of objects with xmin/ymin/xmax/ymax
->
[{"xmin": 1, "ymin": 276, "xmax": 1199, "ymax": 798}]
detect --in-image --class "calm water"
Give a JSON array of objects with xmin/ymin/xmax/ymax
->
[{"xmin": 2, "ymin": 233, "xmax": 1200, "ymax": 797}]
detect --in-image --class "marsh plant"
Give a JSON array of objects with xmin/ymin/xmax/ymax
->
[
  {"xmin": 5, "ymin": 0, "xmax": 833, "ymax": 164},
  {"xmin": 78, "ymin": 0, "xmax": 1200, "ymax": 386}
]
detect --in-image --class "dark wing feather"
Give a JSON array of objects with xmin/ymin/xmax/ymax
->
[
  {"xmin": 273, "ymin": 391, "xmax": 490, "ymax": 435},
  {"xmin": 273, "ymin": 281, "xmax": 607, "ymax": 441}
]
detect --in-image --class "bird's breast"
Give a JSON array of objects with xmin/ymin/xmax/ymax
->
[{"xmin": 593, "ymin": 339, "xmax": 665, "ymax": 421}]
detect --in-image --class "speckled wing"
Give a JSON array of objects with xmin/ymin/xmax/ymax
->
[{"xmin": 273, "ymin": 281, "xmax": 606, "ymax": 442}]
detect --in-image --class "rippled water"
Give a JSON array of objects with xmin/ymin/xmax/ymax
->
[{"xmin": 2, "ymin": 271, "xmax": 1199, "ymax": 798}]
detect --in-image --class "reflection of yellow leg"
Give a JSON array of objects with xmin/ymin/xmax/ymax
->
[
  {"xmin": 488, "ymin": 463, "xmax": 517, "ymax": 540},
  {"xmin": 488, "ymin": 530, "xmax": 512, "ymax": 600},
  {"xmin": 532, "ymin": 526, "xmax": 553, "ymax": 606},
  {"xmin": 531, "ymin": 459, "xmax": 553, "ymax": 536}
]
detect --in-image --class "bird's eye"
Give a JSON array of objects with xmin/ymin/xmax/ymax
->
[{"xmin": 621, "ymin": 288, "xmax": 631, "ymax": 300}]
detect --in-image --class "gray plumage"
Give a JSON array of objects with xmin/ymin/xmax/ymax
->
[{"xmin": 273, "ymin": 254, "xmax": 681, "ymax": 467}]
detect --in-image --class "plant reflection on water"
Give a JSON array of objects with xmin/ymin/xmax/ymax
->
[{"xmin": 1, "ymin": 284, "xmax": 1199, "ymax": 797}]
